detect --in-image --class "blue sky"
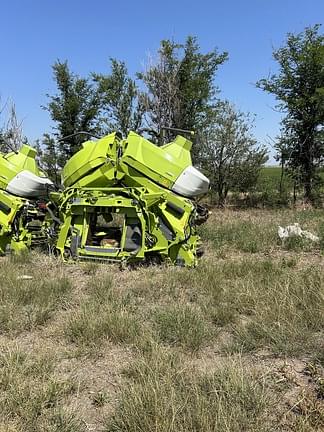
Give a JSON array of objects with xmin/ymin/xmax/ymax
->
[{"xmin": 0, "ymin": 0, "xmax": 323, "ymax": 162}]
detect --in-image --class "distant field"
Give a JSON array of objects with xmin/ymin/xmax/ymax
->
[
  {"xmin": 261, "ymin": 165, "xmax": 282, "ymax": 179},
  {"xmin": 258, "ymin": 166, "xmax": 293, "ymax": 189},
  {"xmin": 260, "ymin": 166, "xmax": 324, "ymax": 185},
  {"xmin": 258, "ymin": 167, "xmax": 324, "ymax": 200},
  {"xmin": 0, "ymin": 208, "xmax": 323, "ymax": 431}
]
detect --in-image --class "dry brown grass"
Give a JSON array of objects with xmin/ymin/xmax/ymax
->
[{"xmin": 0, "ymin": 208, "xmax": 323, "ymax": 431}]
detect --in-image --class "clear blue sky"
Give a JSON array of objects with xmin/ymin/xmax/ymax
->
[{"xmin": 1, "ymin": 0, "xmax": 323, "ymax": 162}]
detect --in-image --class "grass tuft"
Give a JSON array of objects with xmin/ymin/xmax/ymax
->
[
  {"xmin": 0, "ymin": 274, "xmax": 72, "ymax": 333},
  {"xmin": 153, "ymin": 304, "xmax": 212, "ymax": 352},
  {"xmin": 65, "ymin": 304, "xmax": 141, "ymax": 346},
  {"xmin": 106, "ymin": 348, "xmax": 272, "ymax": 432},
  {"xmin": 65, "ymin": 276, "xmax": 142, "ymax": 348},
  {"xmin": 0, "ymin": 348, "xmax": 81, "ymax": 432}
]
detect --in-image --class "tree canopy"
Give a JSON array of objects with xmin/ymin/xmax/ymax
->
[
  {"xmin": 138, "ymin": 36, "xmax": 228, "ymax": 155},
  {"xmin": 94, "ymin": 59, "xmax": 144, "ymax": 137},
  {"xmin": 21, "ymin": 34, "xmax": 270, "ymax": 200},
  {"xmin": 44, "ymin": 60, "xmax": 101, "ymax": 164},
  {"xmin": 257, "ymin": 24, "xmax": 324, "ymax": 202},
  {"xmin": 201, "ymin": 101, "xmax": 268, "ymax": 206}
]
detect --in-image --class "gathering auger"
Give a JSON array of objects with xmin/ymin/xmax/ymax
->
[{"xmin": 0, "ymin": 132, "xmax": 209, "ymax": 267}]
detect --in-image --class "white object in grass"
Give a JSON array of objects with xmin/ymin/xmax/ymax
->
[{"xmin": 278, "ymin": 223, "xmax": 319, "ymax": 242}]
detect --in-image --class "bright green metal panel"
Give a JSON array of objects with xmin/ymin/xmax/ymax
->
[
  {"xmin": 121, "ymin": 132, "xmax": 193, "ymax": 189},
  {"xmin": 0, "ymin": 144, "xmax": 44, "ymax": 189},
  {"xmin": 62, "ymin": 133, "xmax": 118, "ymax": 187}
]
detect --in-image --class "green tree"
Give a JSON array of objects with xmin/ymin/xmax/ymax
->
[
  {"xmin": 45, "ymin": 60, "xmax": 101, "ymax": 165},
  {"xmin": 138, "ymin": 36, "xmax": 228, "ymax": 159},
  {"xmin": 201, "ymin": 101, "xmax": 268, "ymax": 206},
  {"xmin": 35, "ymin": 134, "xmax": 61, "ymax": 184},
  {"xmin": 93, "ymin": 58, "xmax": 144, "ymax": 137},
  {"xmin": 257, "ymin": 25, "xmax": 324, "ymax": 202}
]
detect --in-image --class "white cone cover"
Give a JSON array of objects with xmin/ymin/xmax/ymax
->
[
  {"xmin": 6, "ymin": 170, "xmax": 53, "ymax": 198},
  {"xmin": 172, "ymin": 166, "xmax": 209, "ymax": 197}
]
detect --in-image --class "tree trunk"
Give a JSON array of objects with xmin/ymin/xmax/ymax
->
[
  {"xmin": 303, "ymin": 136, "xmax": 315, "ymax": 203},
  {"xmin": 304, "ymin": 181, "xmax": 312, "ymax": 202},
  {"xmin": 217, "ymin": 183, "xmax": 226, "ymax": 207},
  {"xmin": 303, "ymin": 159, "xmax": 314, "ymax": 204},
  {"xmin": 279, "ymin": 157, "xmax": 284, "ymax": 197}
]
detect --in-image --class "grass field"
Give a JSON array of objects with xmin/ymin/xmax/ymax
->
[
  {"xmin": 258, "ymin": 166, "xmax": 293, "ymax": 196},
  {"xmin": 258, "ymin": 166, "xmax": 324, "ymax": 191},
  {"xmin": 0, "ymin": 208, "xmax": 323, "ymax": 431},
  {"xmin": 260, "ymin": 166, "xmax": 283, "ymax": 180}
]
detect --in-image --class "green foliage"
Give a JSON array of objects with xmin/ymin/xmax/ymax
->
[
  {"xmin": 36, "ymin": 133, "xmax": 61, "ymax": 183},
  {"xmin": 199, "ymin": 209, "xmax": 322, "ymax": 254},
  {"xmin": 137, "ymin": 36, "xmax": 228, "ymax": 156},
  {"xmin": 192, "ymin": 256, "xmax": 324, "ymax": 357},
  {"xmin": 245, "ymin": 166, "xmax": 293, "ymax": 207},
  {"xmin": 257, "ymin": 25, "xmax": 324, "ymax": 202},
  {"xmin": 42, "ymin": 36, "xmax": 228, "ymax": 171},
  {"xmin": 317, "ymin": 221, "xmax": 324, "ymax": 252},
  {"xmin": 0, "ymin": 209, "xmax": 323, "ymax": 430},
  {"xmin": 94, "ymin": 58, "xmax": 144, "ymax": 137},
  {"xmin": 201, "ymin": 101, "xmax": 268, "ymax": 205},
  {"xmin": 45, "ymin": 60, "xmax": 101, "ymax": 165},
  {"xmin": 66, "ymin": 303, "xmax": 141, "ymax": 347},
  {"xmin": 228, "ymin": 264, "xmax": 324, "ymax": 356}
]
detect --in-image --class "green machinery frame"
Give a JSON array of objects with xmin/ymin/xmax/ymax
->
[{"xmin": 0, "ymin": 132, "xmax": 209, "ymax": 267}]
